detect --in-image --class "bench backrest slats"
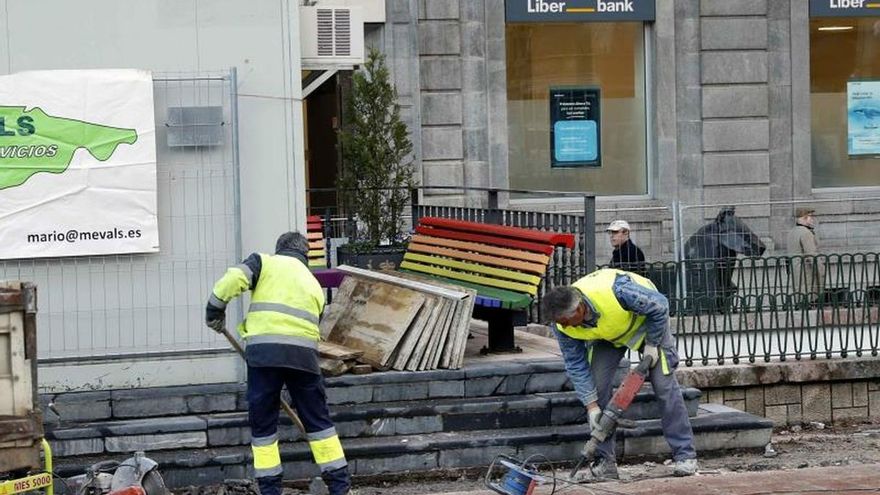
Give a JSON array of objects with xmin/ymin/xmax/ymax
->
[
  {"xmin": 408, "ymin": 242, "xmax": 547, "ymax": 275},
  {"xmin": 420, "ymin": 217, "xmax": 576, "ymax": 249},
  {"xmin": 404, "ymin": 252, "xmax": 541, "ymax": 285},
  {"xmin": 400, "ymin": 260, "xmax": 538, "ymax": 295},
  {"xmin": 415, "ymin": 226, "xmax": 554, "ymax": 255},
  {"xmin": 404, "ymin": 218, "xmax": 575, "ymax": 309},
  {"xmin": 410, "ymin": 234, "xmax": 550, "ymax": 265},
  {"xmin": 307, "ymin": 215, "xmax": 327, "ymax": 268}
]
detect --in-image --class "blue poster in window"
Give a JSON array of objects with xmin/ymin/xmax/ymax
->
[
  {"xmin": 847, "ymin": 80, "xmax": 880, "ymax": 156},
  {"xmin": 550, "ymin": 86, "xmax": 600, "ymax": 167}
]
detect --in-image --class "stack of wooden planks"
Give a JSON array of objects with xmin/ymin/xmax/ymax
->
[{"xmin": 319, "ymin": 265, "xmax": 475, "ymax": 371}]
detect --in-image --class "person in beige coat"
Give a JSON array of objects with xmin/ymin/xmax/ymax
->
[{"xmin": 786, "ymin": 206, "xmax": 824, "ymax": 303}]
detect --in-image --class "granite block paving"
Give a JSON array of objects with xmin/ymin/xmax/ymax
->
[
  {"xmin": 428, "ymin": 379, "xmax": 465, "ymax": 398},
  {"xmin": 113, "ymin": 397, "xmax": 188, "ymax": 418},
  {"xmin": 105, "ymin": 431, "xmax": 207, "ymax": 452},
  {"xmin": 51, "ymin": 405, "xmax": 772, "ymax": 489}
]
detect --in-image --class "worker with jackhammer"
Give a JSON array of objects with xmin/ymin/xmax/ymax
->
[
  {"xmin": 205, "ymin": 232, "xmax": 352, "ymax": 495},
  {"xmin": 543, "ymin": 268, "xmax": 698, "ymax": 480}
]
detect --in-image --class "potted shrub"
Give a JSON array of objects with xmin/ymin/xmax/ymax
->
[{"xmin": 336, "ymin": 47, "xmax": 415, "ymax": 269}]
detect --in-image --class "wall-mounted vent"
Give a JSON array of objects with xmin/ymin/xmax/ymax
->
[
  {"xmin": 317, "ymin": 9, "xmax": 334, "ymax": 56},
  {"xmin": 301, "ymin": 6, "xmax": 364, "ymax": 69},
  {"xmin": 334, "ymin": 9, "xmax": 351, "ymax": 56}
]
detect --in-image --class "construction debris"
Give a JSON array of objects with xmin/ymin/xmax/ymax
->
[
  {"xmin": 318, "ymin": 340, "xmax": 364, "ymax": 361},
  {"xmin": 319, "ymin": 265, "xmax": 475, "ymax": 371},
  {"xmin": 319, "ymin": 357, "xmax": 354, "ymax": 377},
  {"xmin": 351, "ymin": 364, "xmax": 374, "ymax": 375},
  {"xmin": 315, "ymin": 334, "xmax": 364, "ymax": 376}
]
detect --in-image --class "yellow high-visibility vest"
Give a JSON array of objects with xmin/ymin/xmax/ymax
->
[
  {"xmin": 556, "ymin": 269, "xmax": 657, "ymax": 350},
  {"xmin": 212, "ymin": 253, "xmax": 324, "ymax": 343}
]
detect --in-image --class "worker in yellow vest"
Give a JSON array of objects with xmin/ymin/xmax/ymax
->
[
  {"xmin": 205, "ymin": 232, "xmax": 351, "ymax": 495},
  {"xmin": 543, "ymin": 268, "xmax": 698, "ymax": 480}
]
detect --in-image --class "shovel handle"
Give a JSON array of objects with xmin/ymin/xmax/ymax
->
[{"xmin": 221, "ymin": 327, "xmax": 307, "ymax": 435}]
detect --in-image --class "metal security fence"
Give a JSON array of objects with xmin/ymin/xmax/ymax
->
[
  {"xmin": 668, "ymin": 197, "xmax": 880, "ymax": 365},
  {"xmin": 309, "ymin": 187, "xmax": 880, "ymax": 366},
  {"xmin": 675, "ymin": 197, "xmax": 880, "ymax": 313},
  {"xmin": 0, "ymin": 71, "xmax": 241, "ymax": 361},
  {"xmin": 307, "ymin": 186, "xmax": 597, "ymax": 322}
]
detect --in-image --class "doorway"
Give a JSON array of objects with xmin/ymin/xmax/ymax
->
[{"xmin": 303, "ymin": 71, "xmax": 350, "ymax": 214}]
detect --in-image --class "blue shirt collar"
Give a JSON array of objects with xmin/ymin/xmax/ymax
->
[{"xmin": 579, "ymin": 293, "xmax": 600, "ymax": 328}]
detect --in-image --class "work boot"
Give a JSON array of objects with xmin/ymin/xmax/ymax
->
[
  {"xmin": 322, "ymin": 466, "xmax": 352, "ymax": 495},
  {"xmin": 673, "ymin": 458, "xmax": 699, "ymax": 476},
  {"xmin": 257, "ymin": 474, "xmax": 283, "ymax": 495},
  {"xmin": 588, "ymin": 457, "xmax": 619, "ymax": 480}
]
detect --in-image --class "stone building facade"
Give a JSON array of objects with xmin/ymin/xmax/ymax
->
[{"xmin": 365, "ymin": 0, "xmax": 880, "ymax": 260}]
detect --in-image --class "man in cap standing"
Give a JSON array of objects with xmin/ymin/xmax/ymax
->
[
  {"xmin": 606, "ymin": 220, "xmax": 646, "ymax": 276},
  {"xmin": 786, "ymin": 207, "xmax": 824, "ymax": 305}
]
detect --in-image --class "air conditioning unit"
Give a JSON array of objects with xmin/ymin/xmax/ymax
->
[
  {"xmin": 311, "ymin": 0, "xmax": 385, "ymax": 23},
  {"xmin": 300, "ymin": 6, "xmax": 365, "ymax": 69}
]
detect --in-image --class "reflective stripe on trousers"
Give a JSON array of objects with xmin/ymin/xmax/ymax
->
[
  {"xmin": 252, "ymin": 433, "xmax": 283, "ymax": 478},
  {"xmin": 307, "ymin": 427, "xmax": 347, "ymax": 472},
  {"xmin": 247, "ymin": 365, "xmax": 351, "ymax": 494}
]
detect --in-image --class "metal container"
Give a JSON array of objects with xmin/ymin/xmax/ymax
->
[{"xmin": 0, "ymin": 282, "xmax": 41, "ymax": 474}]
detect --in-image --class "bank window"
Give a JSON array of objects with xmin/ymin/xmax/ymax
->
[
  {"xmin": 506, "ymin": 22, "xmax": 647, "ymax": 195},
  {"xmin": 810, "ymin": 18, "xmax": 880, "ymax": 188}
]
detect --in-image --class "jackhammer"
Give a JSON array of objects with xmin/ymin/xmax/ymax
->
[
  {"xmin": 569, "ymin": 355, "xmax": 654, "ymax": 478},
  {"xmin": 63, "ymin": 451, "xmax": 167, "ymax": 495}
]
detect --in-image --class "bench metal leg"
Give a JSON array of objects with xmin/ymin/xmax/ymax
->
[{"xmin": 474, "ymin": 306, "xmax": 523, "ymax": 354}]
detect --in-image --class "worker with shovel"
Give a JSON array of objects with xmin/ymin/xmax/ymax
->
[
  {"xmin": 205, "ymin": 231, "xmax": 352, "ymax": 495},
  {"xmin": 543, "ymin": 269, "xmax": 698, "ymax": 481}
]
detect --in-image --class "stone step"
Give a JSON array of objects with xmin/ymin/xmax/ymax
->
[
  {"xmin": 45, "ymin": 387, "xmax": 702, "ymax": 456},
  {"xmin": 52, "ymin": 404, "xmax": 773, "ymax": 490},
  {"xmin": 41, "ymin": 359, "xmax": 641, "ymax": 423}
]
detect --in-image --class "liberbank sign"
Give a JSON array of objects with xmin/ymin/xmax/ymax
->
[
  {"xmin": 506, "ymin": 0, "xmax": 655, "ymax": 22},
  {"xmin": 810, "ymin": 0, "xmax": 880, "ymax": 17}
]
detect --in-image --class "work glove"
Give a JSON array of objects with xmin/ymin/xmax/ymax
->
[
  {"xmin": 206, "ymin": 301, "xmax": 226, "ymax": 333},
  {"xmin": 643, "ymin": 343, "xmax": 660, "ymax": 368},
  {"xmin": 587, "ymin": 406, "xmax": 602, "ymax": 432},
  {"xmin": 206, "ymin": 317, "xmax": 225, "ymax": 334}
]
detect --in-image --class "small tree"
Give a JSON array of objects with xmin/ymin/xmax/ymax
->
[{"xmin": 337, "ymin": 48, "xmax": 415, "ymax": 249}]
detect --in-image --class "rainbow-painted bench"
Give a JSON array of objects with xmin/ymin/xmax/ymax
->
[{"xmin": 400, "ymin": 217, "xmax": 575, "ymax": 353}]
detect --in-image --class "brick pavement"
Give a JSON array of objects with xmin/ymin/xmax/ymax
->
[{"xmin": 430, "ymin": 463, "xmax": 880, "ymax": 495}]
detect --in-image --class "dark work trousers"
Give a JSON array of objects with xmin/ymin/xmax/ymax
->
[
  {"xmin": 247, "ymin": 365, "xmax": 351, "ymax": 495},
  {"xmin": 589, "ymin": 334, "xmax": 697, "ymax": 462}
]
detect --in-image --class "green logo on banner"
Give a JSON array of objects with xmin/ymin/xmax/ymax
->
[{"xmin": 0, "ymin": 106, "xmax": 137, "ymax": 189}]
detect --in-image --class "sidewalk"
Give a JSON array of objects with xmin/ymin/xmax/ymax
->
[{"xmin": 428, "ymin": 463, "xmax": 880, "ymax": 495}]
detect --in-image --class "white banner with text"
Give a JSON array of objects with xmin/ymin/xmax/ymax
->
[{"xmin": 0, "ymin": 69, "xmax": 159, "ymax": 259}]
